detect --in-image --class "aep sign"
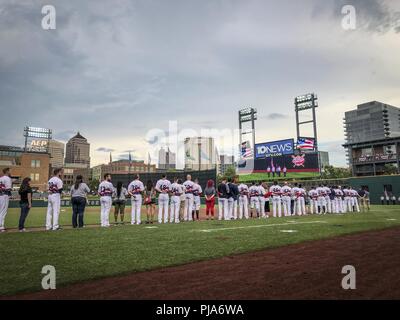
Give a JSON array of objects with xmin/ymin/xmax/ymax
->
[{"xmin": 255, "ymin": 139, "xmax": 294, "ymax": 158}]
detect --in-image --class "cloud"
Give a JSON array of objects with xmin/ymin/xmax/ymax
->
[
  {"xmin": 264, "ymin": 113, "xmax": 289, "ymax": 120},
  {"xmin": 96, "ymin": 147, "xmax": 115, "ymax": 153}
]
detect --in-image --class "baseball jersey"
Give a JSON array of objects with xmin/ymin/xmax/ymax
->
[
  {"xmin": 48, "ymin": 176, "xmax": 63, "ymax": 194},
  {"xmin": 292, "ymin": 187, "xmax": 301, "ymax": 197},
  {"xmin": 0, "ymin": 175, "xmax": 12, "ymax": 195},
  {"xmin": 258, "ymin": 186, "xmax": 266, "ymax": 197},
  {"xmin": 334, "ymin": 189, "xmax": 343, "ymax": 197},
  {"xmin": 323, "ymin": 187, "xmax": 331, "ymax": 197},
  {"xmin": 308, "ymin": 189, "xmax": 318, "ymax": 199},
  {"xmin": 170, "ymin": 183, "xmax": 184, "ymax": 196},
  {"xmin": 183, "ymin": 180, "xmax": 195, "ymax": 194},
  {"xmin": 156, "ymin": 179, "xmax": 171, "ymax": 193},
  {"xmin": 316, "ymin": 187, "xmax": 326, "ymax": 197},
  {"xmin": 269, "ymin": 185, "xmax": 282, "ymax": 196},
  {"xmin": 193, "ymin": 183, "xmax": 202, "ymax": 196},
  {"xmin": 128, "ymin": 180, "xmax": 144, "ymax": 194},
  {"xmin": 249, "ymin": 185, "xmax": 259, "ymax": 197},
  {"xmin": 343, "ymin": 188, "xmax": 350, "ymax": 197},
  {"xmin": 238, "ymin": 184, "xmax": 249, "ymax": 196},
  {"xmin": 98, "ymin": 181, "xmax": 114, "ymax": 197},
  {"xmin": 281, "ymin": 186, "xmax": 292, "ymax": 196},
  {"xmin": 351, "ymin": 190, "xmax": 359, "ymax": 197},
  {"xmin": 299, "ymin": 188, "xmax": 306, "ymax": 197}
]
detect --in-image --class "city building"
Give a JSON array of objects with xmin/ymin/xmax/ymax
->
[
  {"xmin": 48, "ymin": 140, "xmax": 64, "ymax": 169},
  {"xmin": 343, "ymin": 101, "xmax": 400, "ymax": 176},
  {"xmin": 218, "ymin": 154, "xmax": 235, "ymax": 175},
  {"xmin": 65, "ymin": 132, "xmax": 90, "ymax": 168},
  {"xmin": 318, "ymin": 151, "xmax": 330, "ymax": 168},
  {"xmin": 62, "ymin": 163, "xmax": 91, "ymax": 188},
  {"xmin": 0, "ymin": 145, "xmax": 50, "ymax": 191},
  {"xmin": 91, "ymin": 159, "xmax": 156, "ymax": 181},
  {"xmin": 158, "ymin": 147, "xmax": 176, "ymax": 170},
  {"xmin": 184, "ymin": 137, "xmax": 217, "ymax": 171}
]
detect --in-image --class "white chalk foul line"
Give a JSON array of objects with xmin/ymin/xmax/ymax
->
[{"xmin": 193, "ymin": 220, "xmax": 328, "ymax": 233}]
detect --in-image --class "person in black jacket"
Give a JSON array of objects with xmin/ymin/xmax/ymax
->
[
  {"xmin": 217, "ymin": 178, "xmax": 229, "ymax": 220},
  {"xmin": 228, "ymin": 177, "xmax": 240, "ymax": 220},
  {"xmin": 18, "ymin": 177, "xmax": 33, "ymax": 232}
]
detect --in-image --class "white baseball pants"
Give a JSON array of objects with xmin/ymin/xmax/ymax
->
[
  {"xmin": 170, "ymin": 196, "xmax": 181, "ymax": 223},
  {"xmin": 194, "ymin": 196, "xmax": 201, "ymax": 211},
  {"xmin": 131, "ymin": 194, "xmax": 142, "ymax": 224},
  {"xmin": 0, "ymin": 195, "xmax": 9, "ymax": 230},
  {"xmin": 282, "ymin": 196, "xmax": 291, "ymax": 216},
  {"xmin": 309, "ymin": 199, "xmax": 318, "ymax": 214},
  {"xmin": 218, "ymin": 198, "xmax": 229, "ymax": 220},
  {"xmin": 158, "ymin": 193, "xmax": 169, "ymax": 223},
  {"xmin": 46, "ymin": 193, "xmax": 61, "ymax": 230},
  {"xmin": 272, "ymin": 196, "xmax": 282, "ymax": 218},
  {"xmin": 296, "ymin": 197, "xmax": 306, "ymax": 216},
  {"xmin": 238, "ymin": 196, "xmax": 249, "ymax": 219},
  {"xmin": 184, "ymin": 194, "xmax": 194, "ymax": 221},
  {"xmin": 100, "ymin": 196, "xmax": 112, "ymax": 227},
  {"xmin": 259, "ymin": 197, "xmax": 266, "ymax": 217},
  {"xmin": 250, "ymin": 197, "xmax": 260, "ymax": 215}
]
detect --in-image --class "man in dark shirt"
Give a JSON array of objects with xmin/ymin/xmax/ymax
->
[
  {"xmin": 228, "ymin": 178, "xmax": 239, "ymax": 220},
  {"xmin": 18, "ymin": 177, "xmax": 33, "ymax": 231},
  {"xmin": 217, "ymin": 178, "xmax": 229, "ymax": 220}
]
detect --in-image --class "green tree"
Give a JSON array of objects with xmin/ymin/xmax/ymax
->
[
  {"xmin": 223, "ymin": 165, "xmax": 237, "ymax": 181},
  {"xmin": 383, "ymin": 164, "xmax": 398, "ymax": 175},
  {"xmin": 321, "ymin": 165, "xmax": 351, "ymax": 179},
  {"xmin": 88, "ymin": 179, "xmax": 99, "ymax": 192}
]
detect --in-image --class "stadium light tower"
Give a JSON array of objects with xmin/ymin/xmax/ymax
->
[
  {"xmin": 294, "ymin": 94, "xmax": 318, "ymax": 152},
  {"xmin": 238, "ymin": 107, "xmax": 257, "ymax": 158}
]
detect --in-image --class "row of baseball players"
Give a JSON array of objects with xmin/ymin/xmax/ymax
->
[{"xmin": 227, "ymin": 181, "xmax": 366, "ymax": 219}]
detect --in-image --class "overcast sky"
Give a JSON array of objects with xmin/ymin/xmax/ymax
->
[{"xmin": 0, "ymin": 0, "xmax": 399, "ymax": 167}]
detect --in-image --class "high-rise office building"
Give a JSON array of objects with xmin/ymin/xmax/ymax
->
[
  {"xmin": 48, "ymin": 140, "xmax": 64, "ymax": 169},
  {"xmin": 343, "ymin": 101, "xmax": 400, "ymax": 176},
  {"xmin": 344, "ymin": 101, "xmax": 400, "ymax": 144},
  {"xmin": 158, "ymin": 147, "xmax": 176, "ymax": 170},
  {"xmin": 184, "ymin": 137, "xmax": 217, "ymax": 171},
  {"xmin": 65, "ymin": 132, "xmax": 90, "ymax": 168}
]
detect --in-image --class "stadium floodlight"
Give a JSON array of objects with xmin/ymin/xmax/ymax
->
[{"xmin": 238, "ymin": 107, "xmax": 257, "ymax": 160}]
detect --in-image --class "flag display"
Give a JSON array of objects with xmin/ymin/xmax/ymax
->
[
  {"xmin": 296, "ymin": 138, "xmax": 315, "ymax": 150},
  {"xmin": 241, "ymin": 141, "xmax": 253, "ymax": 159}
]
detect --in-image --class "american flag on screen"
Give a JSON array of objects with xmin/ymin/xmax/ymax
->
[
  {"xmin": 241, "ymin": 141, "xmax": 253, "ymax": 159},
  {"xmin": 296, "ymin": 138, "xmax": 315, "ymax": 150}
]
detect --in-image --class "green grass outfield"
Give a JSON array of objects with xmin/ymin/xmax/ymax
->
[
  {"xmin": 239, "ymin": 172, "xmax": 319, "ymax": 182},
  {"xmin": 0, "ymin": 205, "xmax": 399, "ymax": 296}
]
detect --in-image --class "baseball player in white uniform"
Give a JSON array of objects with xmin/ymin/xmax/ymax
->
[
  {"xmin": 316, "ymin": 185, "xmax": 327, "ymax": 214},
  {"xmin": 46, "ymin": 168, "xmax": 64, "ymax": 231},
  {"xmin": 98, "ymin": 173, "xmax": 114, "ymax": 227},
  {"xmin": 343, "ymin": 186, "xmax": 352, "ymax": 213},
  {"xmin": 183, "ymin": 175, "xmax": 195, "ymax": 221},
  {"xmin": 297, "ymin": 184, "xmax": 307, "ymax": 216},
  {"xmin": 249, "ymin": 182, "xmax": 260, "ymax": 218},
  {"xmin": 269, "ymin": 182, "xmax": 282, "ymax": 218},
  {"xmin": 192, "ymin": 178, "xmax": 202, "ymax": 221},
  {"xmin": 128, "ymin": 174, "xmax": 145, "ymax": 225},
  {"xmin": 308, "ymin": 187, "xmax": 319, "ymax": 214},
  {"xmin": 0, "ymin": 168, "xmax": 12, "ymax": 232},
  {"xmin": 281, "ymin": 182, "xmax": 292, "ymax": 217},
  {"xmin": 323, "ymin": 185, "xmax": 332, "ymax": 213},
  {"xmin": 238, "ymin": 182, "xmax": 249, "ymax": 219},
  {"xmin": 258, "ymin": 183, "xmax": 266, "ymax": 218},
  {"xmin": 333, "ymin": 186, "xmax": 344, "ymax": 213},
  {"xmin": 170, "ymin": 177, "xmax": 184, "ymax": 223},
  {"xmin": 155, "ymin": 174, "xmax": 171, "ymax": 223},
  {"xmin": 350, "ymin": 188, "xmax": 360, "ymax": 212}
]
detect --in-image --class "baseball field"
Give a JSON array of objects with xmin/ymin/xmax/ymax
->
[{"xmin": 1, "ymin": 205, "xmax": 400, "ymax": 299}]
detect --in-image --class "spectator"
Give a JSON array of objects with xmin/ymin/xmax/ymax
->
[
  {"xmin": 70, "ymin": 175, "xmax": 90, "ymax": 228},
  {"xmin": 283, "ymin": 166, "xmax": 287, "ymax": 177},
  {"xmin": 144, "ymin": 180, "xmax": 156, "ymax": 224},
  {"xmin": 113, "ymin": 181, "xmax": 128, "ymax": 224},
  {"xmin": 18, "ymin": 177, "xmax": 32, "ymax": 232},
  {"xmin": 204, "ymin": 179, "xmax": 216, "ymax": 220},
  {"xmin": 267, "ymin": 166, "xmax": 271, "ymax": 178}
]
